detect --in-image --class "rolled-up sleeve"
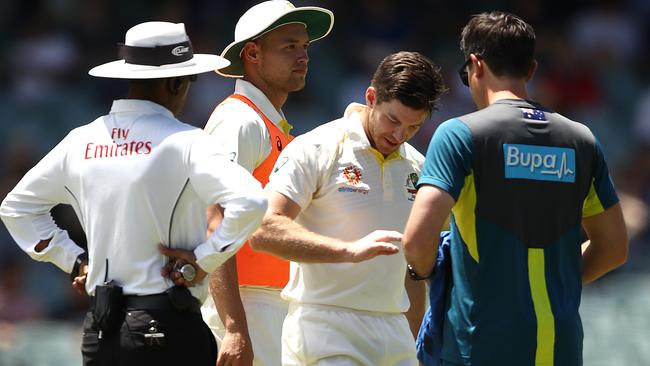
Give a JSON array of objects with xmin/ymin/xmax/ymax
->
[{"xmin": 187, "ymin": 134, "xmax": 268, "ymax": 273}]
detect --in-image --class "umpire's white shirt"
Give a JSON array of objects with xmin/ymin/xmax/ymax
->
[
  {"xmin": 267, "ymin": 103, "xmax": 424, "ymax": 313},
  {"xmin": 0, "ymin": 99, "xmax": 266, "ymax": 301}
]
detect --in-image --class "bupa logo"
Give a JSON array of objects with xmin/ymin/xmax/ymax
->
[
  {"xmin": 171, "ymin": 45, "xmax": 190, "ymax": 56},
  {"xmin": 504, "ymin": 144, "xmax": 575, "ymax": 183}
]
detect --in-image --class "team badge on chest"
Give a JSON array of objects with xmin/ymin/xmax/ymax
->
[
  {"xmin": 404, "ymin": 172, "xmax": 419, "ymax": 201},
  {"xmin": 336, "ymin": 164, "xmax": 369, "ymax": 194}
]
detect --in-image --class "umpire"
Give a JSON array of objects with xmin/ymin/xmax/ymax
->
[{"xmin": 0, "ymin": 22, "xmax": 267, "ymax": 366}]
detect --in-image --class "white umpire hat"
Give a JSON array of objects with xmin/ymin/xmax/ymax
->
[
  {"xmin": 89, "ymin": 21, "xmax": 230, "ymax": 79},
  {"xmin": 217, "ymin": 0, "xmax": 334, "ymax": 78}
]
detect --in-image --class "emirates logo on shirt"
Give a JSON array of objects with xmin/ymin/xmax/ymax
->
[{"xmin": 84, "ymin": 128, "xmax": 153, "ymax": 160}]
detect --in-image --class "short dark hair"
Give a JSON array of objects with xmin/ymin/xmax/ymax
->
[
  {"xmin": 460, "ymin": 11, "xmax": 536, "ymax": 79},
  {"xmin": 371, "ymin": 51, "xmax": 445, "ymax": 115}
]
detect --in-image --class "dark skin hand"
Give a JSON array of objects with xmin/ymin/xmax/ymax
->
[
  {"xmin": 37, "ymin": 238, "xmax": 91, "ymax": 294},
  {"xmin": 159, "ymin": 245, "xmax": 208, "ymax": 287},
  {"xmin": 72, "ymin": 263, "xmax": 89, "ymax": 294},
  {"xmin": 68, "ymin": 244, "xmax": 208, "ymax": 292}
]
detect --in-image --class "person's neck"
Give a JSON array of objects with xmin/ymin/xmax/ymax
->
[
  {"xmin": 359, "ymin": 106, "xmax": 385, "ymax": 156},
  {"xmin": 243, "ymin": 76, "xmax": 288, "ymax": 113},
  {"xmin": 127, "ymin": 92, "xmax": 172, "ymax": 113},
  {"xmin": 479, "ymin": 80, "xmax": 529, "ymax": 109}
]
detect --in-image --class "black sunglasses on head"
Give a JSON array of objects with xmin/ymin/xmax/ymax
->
[
  {"xmin": 458, "ymin": 59, "xmax": 471, "ymax": 87},
  {"xmin": 457, "ymin": 55, "xmax": 481, "ymax": 87}
]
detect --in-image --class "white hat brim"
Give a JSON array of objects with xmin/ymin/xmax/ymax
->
[{"xmin": 88, "ymin": 54, "xmax": 230, "ymax": 79}]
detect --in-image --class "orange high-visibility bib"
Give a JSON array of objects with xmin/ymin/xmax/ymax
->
[{"xmin": 229, "ymin": 94, "xmax": 293, "ymax": 287}]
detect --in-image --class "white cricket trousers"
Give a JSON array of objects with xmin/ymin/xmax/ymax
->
[{"xmin": 282, "ymin": 303, "xmax": 418, "ymax": 366}]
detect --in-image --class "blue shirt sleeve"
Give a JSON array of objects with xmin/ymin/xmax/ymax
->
[{"xmin": 418, "ymin": 118, "xmax": 473, "ymax": 200}]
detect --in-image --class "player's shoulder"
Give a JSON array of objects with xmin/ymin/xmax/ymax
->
[
  {"xmin": 402, "ymin": 142, "xmax": 425, "ymax": 165},
  {"xmin": 550, "ymin": 113, "xmax": 596, "ymax": 143},
  {"xmin": 206, "ymin": 98, "xmax": 266, "ymax": 134},
  {"xmin": 282, "ymin": 119, "xmax": 347, "ymax": 168},
  {"xmin": 292, "ymin": 118, "xmax": 348, "ymax": 147}
]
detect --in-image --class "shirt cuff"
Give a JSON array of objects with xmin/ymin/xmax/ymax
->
[
  {"xmin": 30, "ymin": 229, "xmax": 85, "ymax": 273},
  {"xmin": 194, "ymin": 239, "xmax": 243, "ymax": 274}
]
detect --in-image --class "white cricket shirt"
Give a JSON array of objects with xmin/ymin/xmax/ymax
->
[
  {"xmin": 267, "ymin": 103, "xmax": 424, "ymax": 313},
  {"xmin": 0, "ymin": 99, "xmax": 267, "ymax": 301},
  {"xmin": 204, "ymin": 79, "xmax": 287, "ymax": 173}
]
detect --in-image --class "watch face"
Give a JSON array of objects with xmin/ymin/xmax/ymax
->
[{"xmin": 179, "ymin": 264, "xmax": 196, "ymax": 282}]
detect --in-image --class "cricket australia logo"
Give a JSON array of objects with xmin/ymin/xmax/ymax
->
[
  {"xmin": 337, "ymin": 164, "xmax": 369, "ymax": 194},
  {"xmin": 404, "ymin": 172, "xmax": 419, "ymax": 201},
  {"xmin": 342, "ymin": 165, "xmax": 363, "ymax": 185},
  {"xmin": 504, "ymin": 144, "xmax": 575, "ymax": 183}
]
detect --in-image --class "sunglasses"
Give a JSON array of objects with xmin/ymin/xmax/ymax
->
[{"xmin": 457, "ymin": 55, "xmax": 481, "ymax": 87}]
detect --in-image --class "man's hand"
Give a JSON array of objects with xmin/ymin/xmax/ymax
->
[
  {"xmin": 159, "ymin": 245, "xmax": 208, "ymax": 287},
  {"xmin": 345, "ymin": 230, "xmax": 402, "ymax": 263},
  {"xmin": 71, "ymin": 263, "xmax": 89, "ymax": 295},
  {"xmin": 217, "ymin": 329, "xmax": 254, "ymax": 366}
]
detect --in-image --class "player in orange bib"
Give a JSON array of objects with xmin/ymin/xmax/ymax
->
[{"xmin": 201, "ymin": 1, "xmax": 334, "ymax": 365}]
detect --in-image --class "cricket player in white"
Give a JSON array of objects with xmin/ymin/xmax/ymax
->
[
  {"xmin": 249, "ymin": 52, "xmax": 446, "ymax": 366},
  {"xmin": 201, "ymin": 2, "xmax": 333, "ymax": 365},
  {"xmin": 0, "ymin": 22, "xmax": 267, "ymax": 366}
]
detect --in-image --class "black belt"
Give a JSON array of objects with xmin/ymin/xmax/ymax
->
[{"xmin": 90, "ymin": 292, "xmax": 201, "ymax": 314}]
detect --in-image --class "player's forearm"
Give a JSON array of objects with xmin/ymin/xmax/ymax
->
[
  {"xmin": 404, "ymin": 276, "xmax": 426, "ymax": 339},
  {"xmin": 581, "ymin": 239, "xmax": 627, "ymax": 284},
  {"xmin": 249, "ymin": 213, "xmax": 350, "ymax": 263},
  {"xmin": 581, "ymin": 203, "xmax": 628, "ymax": 284},
  {"xmin": 404, "ymin": 238, "xmax": 438, "ymax": 277},
  {"xmin": 403, "ymin": 185, "xmax": 454, "ymax": 277},
  {"xmin": 209, "ymin": 258, "xmax": 249, "ymax": 333}
]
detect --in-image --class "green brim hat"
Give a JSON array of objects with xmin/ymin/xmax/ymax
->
[{"xmin": 218, "ymin": 1, "xmax": 334, "ymax": 78}]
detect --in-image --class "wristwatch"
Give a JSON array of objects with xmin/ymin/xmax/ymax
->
[
  {"xmin": 70, "ymin": 252, "xmax": 88, "ymax": 281},
  {"xmin": 173, "ymin": 262, "xmax": 196, "ymax": 282},
  {"xmin": 407, "ymin": 264, "xmax": 431, "ymax": 281}
]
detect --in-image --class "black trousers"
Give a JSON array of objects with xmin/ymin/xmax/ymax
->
[{"xmin": 81, "ymin": 301, "xmax": 217, "ymax": 366}]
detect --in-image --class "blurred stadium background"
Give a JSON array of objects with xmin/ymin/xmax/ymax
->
[{"xmin": 0, "ymin": 0, "xmax": 649, "ymax": 364}]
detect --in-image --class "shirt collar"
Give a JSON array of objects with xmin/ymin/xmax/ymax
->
[
  {"xmin": 343, "ymin": 103, "xmax": 405, "ymax": 159},
  {"xmin": 109, "ymin": 99, "xmax": 175, "ymax": 119},
  {"xmin": 235, "ymin": 79, "xmax": 286, "ymax": 125}
]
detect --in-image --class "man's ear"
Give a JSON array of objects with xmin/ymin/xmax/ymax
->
[
  {"xmin": 526, "ymin": 60, "xmax": 538, "ymax": 82},
  {"xmin": 471, "ymin": 53, "xmax": 484, "ymax": 80},
  {"xmin": 365, "ymin": 86, "xmax": 376, "ymax": 108},
  {"xmin": 242, "ymin": 41, "xmax": 260, "ymax": 64},
  {"xmin": 168, "ymin": 77, "xmax": 182, "ymax": 95}
]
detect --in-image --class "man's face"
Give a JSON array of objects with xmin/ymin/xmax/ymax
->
[
  {"xmin": 366, "ymin": 88, "xmax": 430, "ymax": 156},
  {"xmin": 256, "ymin": 23, "xmax": 310, "ymax": 93}
]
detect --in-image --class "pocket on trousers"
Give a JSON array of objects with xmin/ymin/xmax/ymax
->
[
  {"xmin": 121, "ymin": 310, "xmax": 167, "ymax": 349},
  {"xmin": 81, "ymin": 312, "xmax": 101, "ymax": 360}
]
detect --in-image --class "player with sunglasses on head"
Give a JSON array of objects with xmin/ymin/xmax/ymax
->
[{"xmin": 404, "ymin": 11, "xmax": 627, "ymax": 366}]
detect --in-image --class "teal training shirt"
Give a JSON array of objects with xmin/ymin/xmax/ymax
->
[{"xmin": 418, "ymin": 99, "xmax": 619, "ymax": 366}]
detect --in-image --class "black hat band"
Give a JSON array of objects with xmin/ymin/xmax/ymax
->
[{"xmin": 118, "ymin": 41, "xmax": 194, "ymax": 66}]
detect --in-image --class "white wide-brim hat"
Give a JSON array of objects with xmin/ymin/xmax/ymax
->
[
  {"xmin": 218, "ymin": 0, "xmax": 334, "ymax": 78},
  {"xmin": 89, "ymin": 21, "xmax": 230, "ymax": 79}
]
